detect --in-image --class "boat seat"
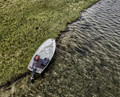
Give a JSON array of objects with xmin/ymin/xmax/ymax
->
[{"xmin": 42, "ymin": 58, "xmax": 49, "ymax": 66}]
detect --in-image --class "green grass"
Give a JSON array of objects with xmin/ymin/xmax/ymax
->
[{"xmin": 0, "ymin": 0, "xmax": 99, "ymax": 85}]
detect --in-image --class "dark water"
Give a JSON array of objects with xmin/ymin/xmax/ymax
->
[{"xmin": 0, "ymin": 0, "xmax": 120, "ymax": 96}]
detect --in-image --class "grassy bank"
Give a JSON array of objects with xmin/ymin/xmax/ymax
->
[{"xmin": 0, "ymin": 0, "xmax": 99, "ymax": 85}]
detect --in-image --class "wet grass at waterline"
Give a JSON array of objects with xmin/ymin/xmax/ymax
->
[{"xmin": 0, "ymin": 0, "xmax": 99, "ymax": 85}]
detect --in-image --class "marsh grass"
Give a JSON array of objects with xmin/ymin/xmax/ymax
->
[{"xmin": 0, "ymin": 0, "xmax": 99, "ymax": 85}]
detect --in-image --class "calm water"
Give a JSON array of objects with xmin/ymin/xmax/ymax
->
[{"xmin": 0, "ymin": 0, "xmax": 120, "ymax": 96}]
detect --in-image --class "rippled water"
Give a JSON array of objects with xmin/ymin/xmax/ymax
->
[{"xmin": 0, "ymin": 0, "xmax": 120, "ymax": 96}]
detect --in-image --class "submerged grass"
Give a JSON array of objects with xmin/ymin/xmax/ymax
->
[{"xmin": 0, "ymin": 0, "xmax": 99, "ymax": 85}]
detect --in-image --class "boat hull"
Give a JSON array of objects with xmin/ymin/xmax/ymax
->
[{"xmin": 27, "ymin": 38, "xmax": 56, "ymax": 74}]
